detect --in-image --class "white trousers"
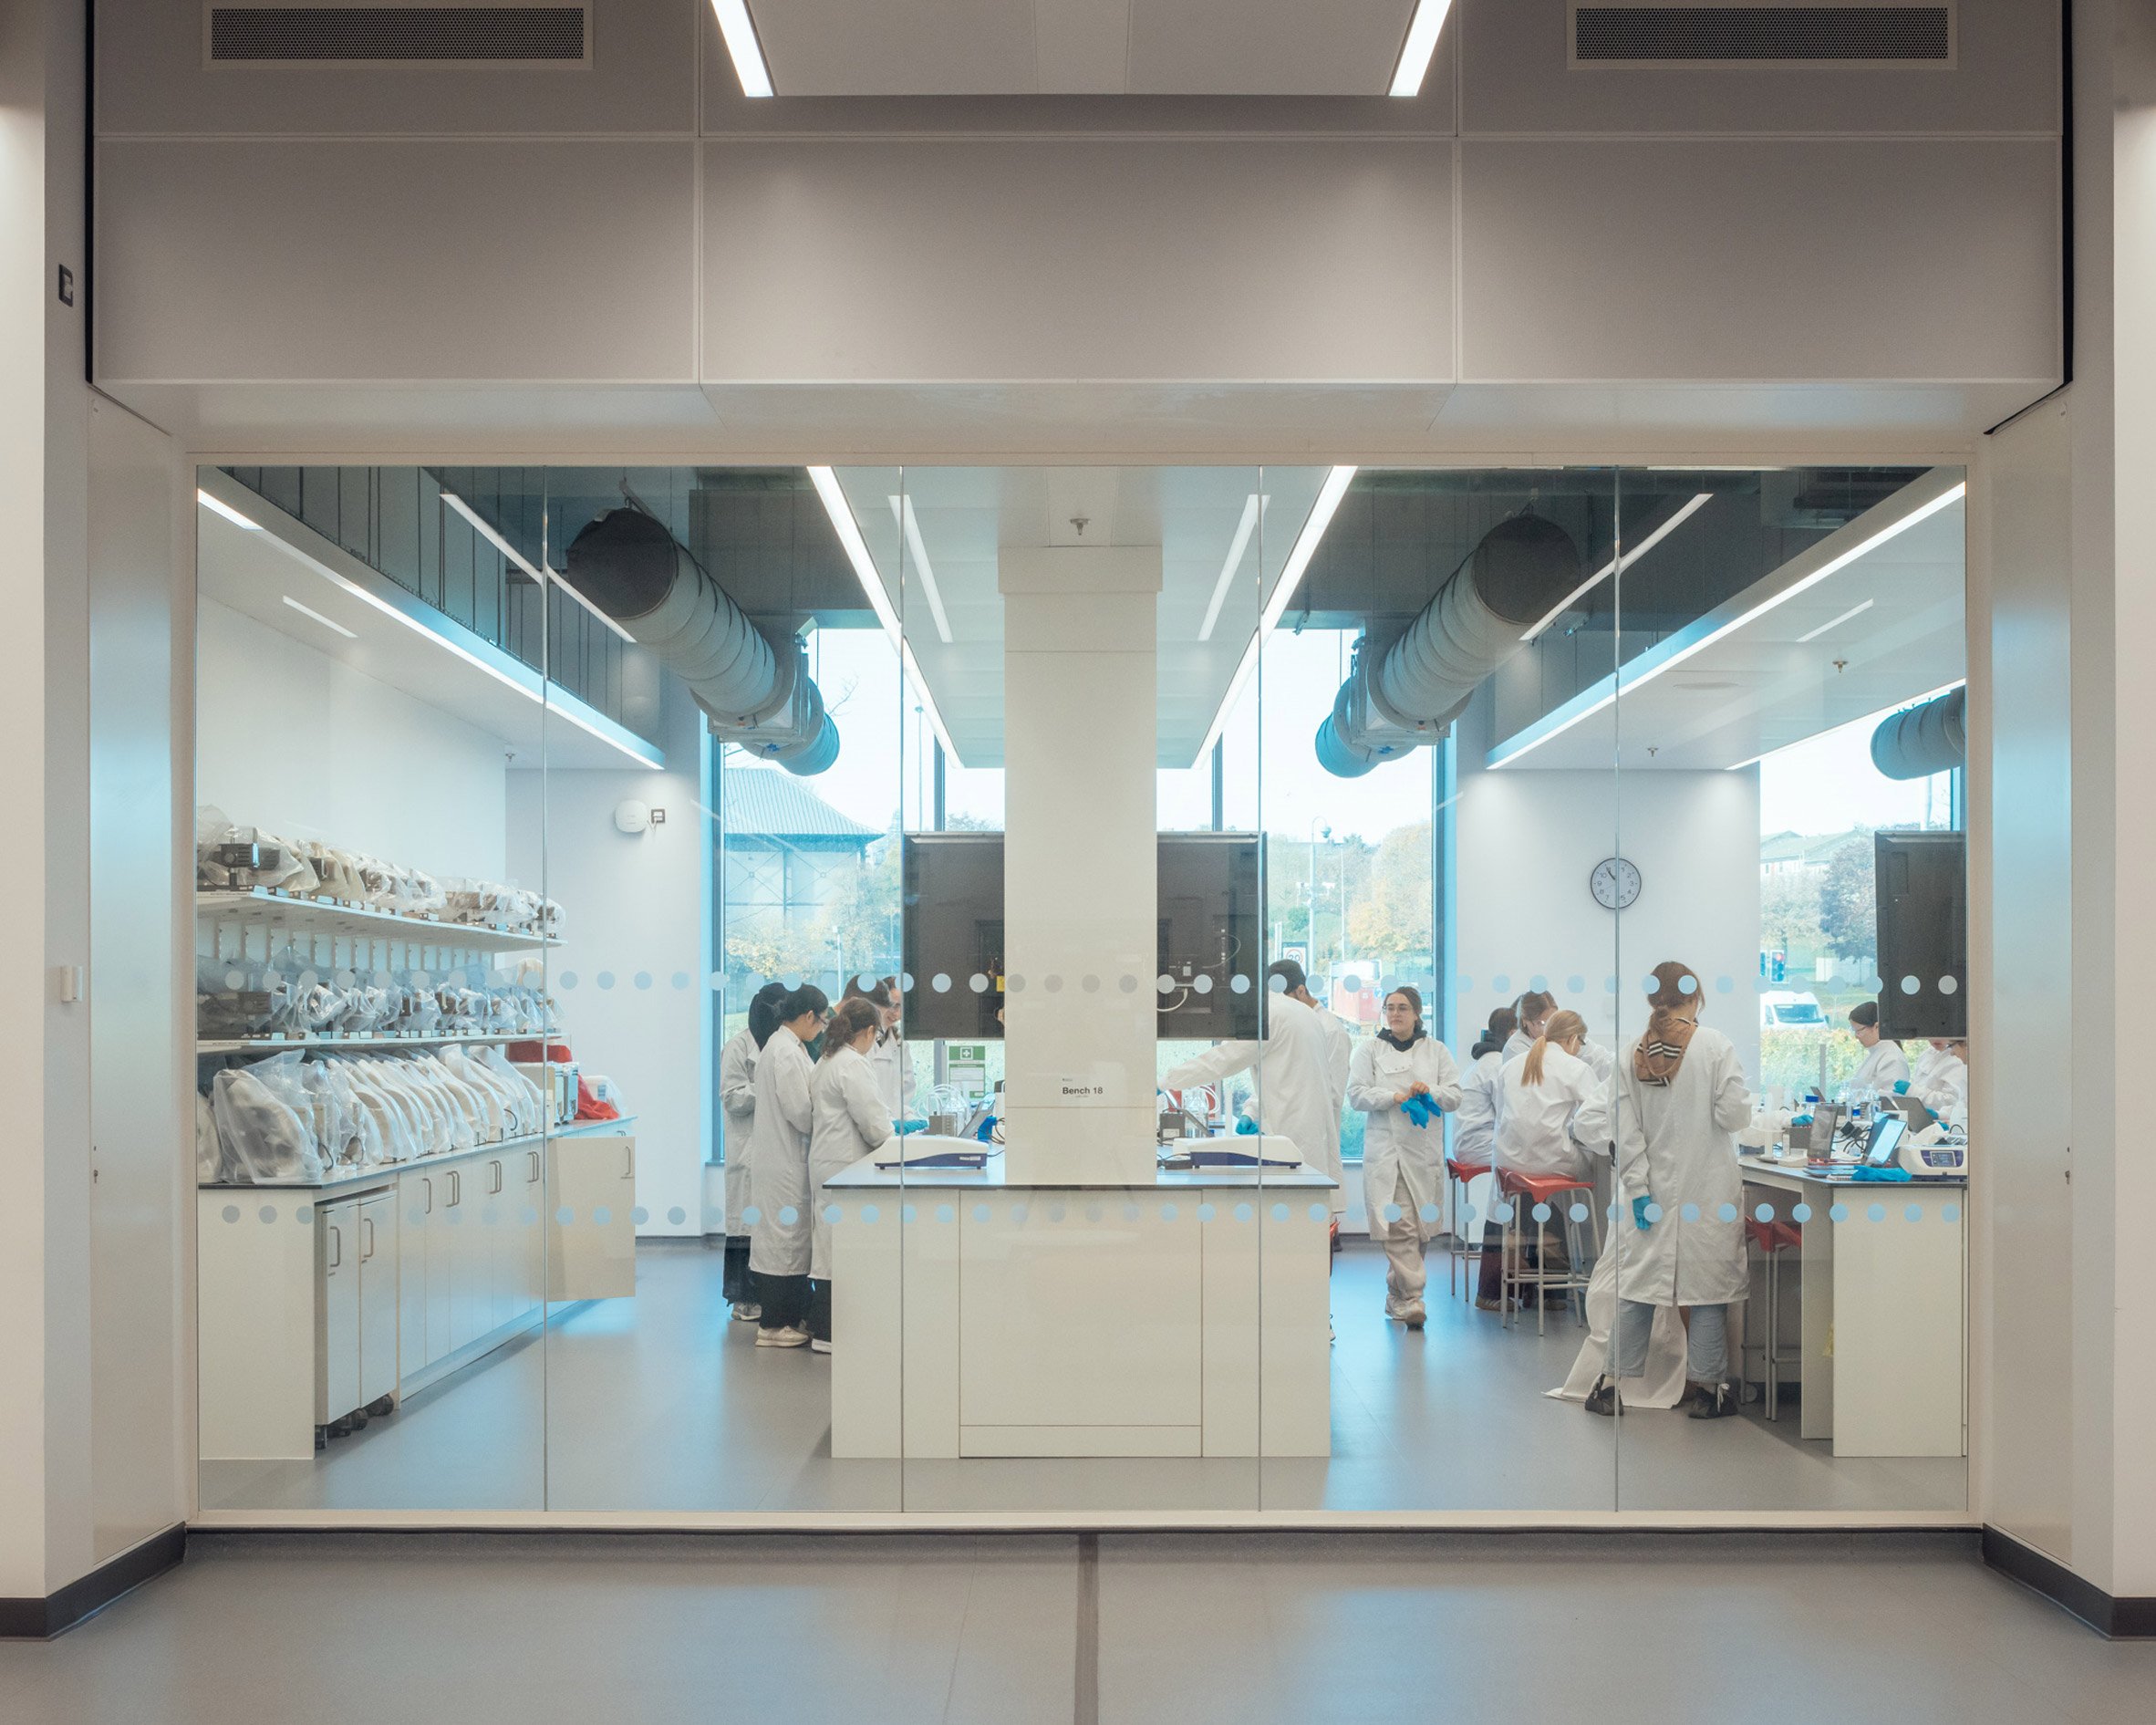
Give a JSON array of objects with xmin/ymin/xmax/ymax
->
[{"xmin": 1374, "ymin": 1169, "xmax": 1432, "ymax": 1306}]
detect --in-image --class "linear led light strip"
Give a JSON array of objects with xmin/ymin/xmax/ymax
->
[
  {"xmin": 1726, "ymin": 677, "xmax": 1965, "ymax": 774},
  {"xmin": 1197, "ymin": 465, "xmax": 1358, "ymax": 759},
  {"xmin": 200, "ymin": 487, "xmax": 658, "ymax": 767},
  {"xmin": 711, "ymin": 0, "xmax": 772, "ymax": 97},
  {"xmin": 1197, "ymin": 494, "xmax": 1267, "ymax": 644},
  {"xmin": 808, "ymin": 467, "xmax": 961, "ymax": 763},
  {"xmin": 1389, "ymin": 0, "xmax": 1453, "ymax": 97},
  {"xmin": 1520, "ymin": 492, "xmax": 1712, "ymax": 644},
  {"xmin": 886, "ymin": 495, "xmax": 953, "ymax": 644},
  {"xmin": 1797, "ymin": 598, "xmax": 1875, "ymax": 644},
  {"xmin": 441, "ymin": 492, "xmax": 636, "ymax": 644},
  {"xmin": 1495, "ymin": 479, "xmax": 1967, "ymax": 768}
]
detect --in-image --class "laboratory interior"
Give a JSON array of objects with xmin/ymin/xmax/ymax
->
[{"xmin": 192, "ymin": 459, "xmax": 1971, "ymax": 1518}]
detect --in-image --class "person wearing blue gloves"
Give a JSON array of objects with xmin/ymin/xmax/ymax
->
[
  {"xmin": 1346, "ymin": 986, "xmax": 1462, "ymax": 1329},
  {"xmin": 1586, "ymin": 961, "xmax": 1754, "ymax": 1418}
]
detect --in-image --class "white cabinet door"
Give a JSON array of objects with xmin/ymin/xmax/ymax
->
[
  {"xmin": 397, "ymin": 1171, "xmax": 431, "ymax": 1382},
  {"xmin": 481, "ymin": 1154, "xmax": 517, "ymax": 1330},
  {"xmin": 316, "ymin": 1200, "xmax": 361, "ymax": 1427},
  {"xmin": 357, "ymin": 1194, "xmax": 399, "ymax": 1409},
  {"xmin": 422, "ymin": 1171, "xmax": 456, "ymax": 1366},
  {"xmin": 513, "ymin": 1147, "xmax": 545, "ymax": 1321},
  {"xmin": 547, "ymin": 1134, "xmax": 637, "ymax": 1301},
  {"xmin": 447, "ymin": 1165, "xmax": 489, "ymax": 1350}
]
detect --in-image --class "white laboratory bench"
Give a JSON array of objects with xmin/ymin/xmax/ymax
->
[
  {"xmin": 1736, "ymin": 1153, "xmax": 1967, "ymax": 1459},
  {"xmin": 197, "ymin": 1117, "xmax": 637, "ymax": 1461},
  {"xmin": 824, "ymin": 1148, "xmax": 1337, "ymax": 1460}
]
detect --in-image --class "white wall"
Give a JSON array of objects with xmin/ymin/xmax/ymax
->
[
  {"xmin": 195, "ymin": 598, "xmax": 509, "ymax": 880},
  {"xmin": 1451, "ymin": 691, "xmax": 1763, "ymax": 1080},
  {"xmin": 505, "ymin": 682, "xmax": 710, "ymax": 1240}
]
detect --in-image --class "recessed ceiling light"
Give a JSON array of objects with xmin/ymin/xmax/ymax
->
[
  {"xmin": 1521, "ymin": 493, "xmax": 1712, "ymax": 644},
  {"xmin": 1198, "ymin": 494, "xmax": 1265, "ymax": 644},
  {"xmin": 886, "ymin": 495, "xmax": 953, "ymax": 645},
  {"xmin": 1389, "ymin": 0, "xmax": 1453, "ymax": 98},
  {"xmin": 711, "ymin": 0, "xmax": 772, "ymax": 98},
  {"xmin": 281, "ymin": 595, "xmax": 356, "ymax": 639},
  {"xmin": 1797, "ymin": 598, "xmax": 1875, "ymax": 643},
  {"xmin": 441, "ymin": 490, "xmax": 637, "ymax": 644},
  {"xmin": 198, "ymin": 490, "xmax": 260, "ymax": 529}
]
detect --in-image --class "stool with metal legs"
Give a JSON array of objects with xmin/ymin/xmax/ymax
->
[
  {"xmin": 1744, "ymin": 1217, "xmax": 1802, "ymax": 1420},
  {"xmin": 1498, "ymin": 1169, "xmax": 1599, "ymax": 1336},
  {"xmin": 1444, "ymin": 1155, "xmax": 1489, "ymax": 1301}
]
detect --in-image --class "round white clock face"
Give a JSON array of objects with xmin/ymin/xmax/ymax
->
[{"xmin": 1591, "ymin": 857, "xmax": 1642, "ymax": 910}]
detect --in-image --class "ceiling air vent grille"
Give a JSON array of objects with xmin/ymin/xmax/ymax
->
[
  {"xmin": 1571, "ymin": 5, "xmax": 1954, "ymax": 67},
  {"xmin": 206, "ymin": 5, "xmax": 590, "ymax": 68}
]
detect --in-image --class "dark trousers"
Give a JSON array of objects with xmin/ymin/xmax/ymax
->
[
  {"xmin": 807, "ymin": 1277, "xmax": 833, "ymax": 1343},
  {"xmin": 722, "ymin": 1235, "xmax": 751, "ymax": 1304},
  {"xmin": 1478, "ymin": 1221, "xmax": 1570, "ymax": 1304},
  {"xmin": 750, "ymin": 1270, "xmax": 808, "ymax": 1333}
]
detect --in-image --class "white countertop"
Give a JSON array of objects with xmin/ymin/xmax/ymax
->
[
  {"xmin": 825, "ymin": 1153, "xmax": 1335, "ymax": 1192},
  {"xmin": 1737, "ymin": 1151, "xmax": 1967, "ymax": 1190},
  {"xmin": 201, "ymin": 1114, "xmax": 636, "ymax": 1194}
]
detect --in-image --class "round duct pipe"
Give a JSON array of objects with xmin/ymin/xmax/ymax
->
[
  {"xmin": 1315, "ymin": 514, "xmax": 1583, "ymax": 777},
  {"xmin": 1869, "ymin": 685, "xmax": 1965, "ymax": 781},
  {"xmin": 563, "ymin": 509, "xmax": 839, "ymax": 775}
]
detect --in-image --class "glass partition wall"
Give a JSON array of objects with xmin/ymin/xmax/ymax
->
[{"xmin": 190, "ymin": 461, "xmax": 1969, "ymax": 1521}]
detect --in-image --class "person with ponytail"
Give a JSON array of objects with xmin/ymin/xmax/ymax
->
[
  {"xmin": 805, "ymin": 996, "xmax": 894, "ymax": 1354},
  {"xmin": 1584, "ymin": 960, "xmax": 1753, "ymax": 1419},
  {"xmin": 1345, "ymin": 985, "xmax": 1462, "ymax": 1329},
  {"xmin": 717, "ymin": 980, "xmax": 791, "ymax": 1325},
  {"xmin": 1495, "ymin": 1009, "xmax": 1602, "ymax": 1182},
  {"xmin": 1506, "ymin": 989, "xmax": 1616, "ymax": 1082}
]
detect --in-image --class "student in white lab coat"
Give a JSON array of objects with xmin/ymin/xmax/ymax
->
[
  {"xmin": 717, "ymin": 981, "xmax": 790, "ymax": 1324},
  {"xmin": 746, "ymin": 984, "xmax": 829, "ymax": 1349},
  {"xmin": 1507, "ymin": 990, "xmax": 1616, "ymax": 1084},
  {"xmin": 1162, "ymin": 959, "xmax": 1340, "ymax": 1192},
  {"xmin": 845, "ymin": 975, "xmax": 918, "ymax": 1125},
  {"xmin": 1346, "ymin": 987, "xmax": 1463, "ymax": 1328},
  {"xmin": 1314, "ymin": 991, "xmax": 1353, "ymax": 1217},
  {"xmin": 1588, "ymin": 961, "xmax": 1754, "ymax": 1419},
  {"xmin": 1484, "ymin": 1011, "xmax": 1604, "ymax": 1313},
  {"xmin": 1917, "ymin": 1037, "xmax": 1969, "ymax": 1127},
  {"xmin": 1456, "ymin": 1010, "xmax": 1513, "ymax": 1306},
  {"xmin": 806, "ymin": 997, "xmax": 896, "ymax": 1355},
  {"xmin": 1910, "ymin": 1037, "xmax": 1951, "ymax": 1095},
  {"xmin": 1845, "ymin": 1000, "xmax": 1911, "ymax": 1096}
]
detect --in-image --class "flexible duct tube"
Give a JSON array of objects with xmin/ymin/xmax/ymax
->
[
  {"xmin": 563, "ymin": 508, "xmax": 839, "ymax": 774},
  {"xmin": 1869, "ymin": 685, "xmax": 1965, "ymax": 781},
  {"xmin": 1316, "ymin": 514, "xmax": 1583, "ymax": 777}
]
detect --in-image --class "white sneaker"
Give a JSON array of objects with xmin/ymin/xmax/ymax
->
[
  {"xmin": 810, "ymin": 1337, "xmax": 834, "ymax": 1355},
  {"xmin": 1403, "ymin": 1300, "xmax": 1427, "ymax": 1330},
  {"xmin": 731, "ymin": 1303, "xmax": 762, "ymax": 1324},
  {"xmin": 754, "ymin": 1325, "xmax": 811, "ymax": 1348}
]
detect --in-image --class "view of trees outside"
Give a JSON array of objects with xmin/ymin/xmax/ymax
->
[{"xmin": 1757, "ymin": 703, "xmax": 1956, "ymax": 1097}]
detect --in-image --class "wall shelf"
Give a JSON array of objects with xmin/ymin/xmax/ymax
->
[
  {"xmin": 196, "ymin": 888, "xmax": 557, "ymax": 953},
  {"xmin": 197, "ymin": 1032, "xmax": 529, "ymax": 1055}
]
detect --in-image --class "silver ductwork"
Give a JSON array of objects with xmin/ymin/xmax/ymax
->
[
  {"xmin": 563, "ymin": 508, "xmax": 839, "ymax": 775},
  {"xmin": 1870, "ymin": 685, "xmax": 1965, "ymax": 781},
  {"xmin": 1315, "ymin": 514, "xmax": 1583, "ymax": 777}
]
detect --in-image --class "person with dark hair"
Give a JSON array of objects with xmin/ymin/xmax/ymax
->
[
  {"xmin": 1507, "ymin": 989, "xmax": 1615, "ymax": 1083},
  {"xmin": 1845, "ymin": 999, "xmax": 1911, "ymax": 1097},
  {"xmin": 845, "ymin": 974, "xmax": 917, "ymax": 1124},
  {"xmin": 805, "ymin": 996, "xmax": 893, "ymax": 1354},
  {"xmin": 1346, "ymin": 985, "xmax": 1462, "ymax": 1328},
  {"xmin": 1162, "ymin": 955, "xmax": 1342, "ymax": 1222},
  {"xmin": 746, "ymin": 983, "xmax": 830, "ymax": 1347},
  {"xmin": 717, "ymin": 980, "xmax": 792, "ymax": 1324},
  {"xmin": 1585, "ymin": 960, "xmax": 1752, "ymax": 1419}
]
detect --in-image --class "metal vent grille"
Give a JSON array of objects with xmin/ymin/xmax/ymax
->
[
  {"xmin": 1573, "ymin": 5, "xmax": 1954, "ymax": 66},
  {"xmin": 207, "ymin": 5, "xmax": 589, "ymax": 66}
]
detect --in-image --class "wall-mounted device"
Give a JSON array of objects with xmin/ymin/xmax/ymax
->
[
  {"xmin": 1874, "ymin": 830, "xmax": 1965, "ymax": 1040},
  {"xmin": 901, "ymin": 832, "xmax": 1261, "ymax": 1043}
]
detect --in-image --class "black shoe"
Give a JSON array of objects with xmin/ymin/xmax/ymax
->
[
  {"xmin": 1689, "ymin": 1382, "xmax": 1738, "ymax": 1420},
  {"xmin": 1584, "ymin": 1375, "xmax": 1622, "ymax": 1417}
]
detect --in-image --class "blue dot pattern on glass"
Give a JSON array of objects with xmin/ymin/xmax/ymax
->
[
  {"xmin": 1010, "ymin": 1204, "xmax": 1028, "ymax": 1223},
  {"xmin": 1717, "ymin": 1203, "xmax": 1737, "ymax": 1222},
  {"xmin": 1829, "ymin": 1204, "xmax": 1849, "ymax": 1222},
  {"xmin": 1421, "ymin": 1204, "xmax": 1439, "ymax": 1224},
  {"xmin": 1569, "ymin": 1202, "xmax": 1588, "ymax": 1222},
  {"xmin": 1197, "ymin": 1203, "xmax": 1217, "ymax": 1221},
  {"xmin": 222, "ymin": 1204, "xmax": 240, "ymax": 1223},
  {"xmin": 1162, "ymin": 1203, "xmax": 1178, "ymax": 1221},
  {"xmin": 1682, "ymin": 1203, "xmax": 1700, "ymax": 1222},
  {"xmin": 1048, "ymin": 1204, "xmax": 1066, "ymax": 1223},
  {"xmin": 1494, "ymin": 1203, "xmax": 1514, "ymax": 1222},
  {"xmin": 1273, "ymin": 1204, "xmax": 1290, "ymax": 1221},
  {"xmin": 1943, "ymin": 1203, "xmax": 1961, "ymax": 1223},
  {"xmin": 779, "ymin": 1206, "xmax": 798, "ymax": 1226},
  {"xmin": 1867, "ymin": 1203, "xmax": 1886, "ymax": 1222},
  {"xmin": 1905, "ymin": 1203, "xmax": 1923, "ymax": 1222},
  {"xmin": 1532, "ymin": 1202, "xmax": 1550, "ymax": 1222},
  {"xmin": 1756, "ymin": 1204, "xmax": 1775, "ymax": 1222},
  {"xmin": 556, "ymin": 1208, "xmax": 574, "ymax": 1226},
  {"xmin": 668, "ymin": 1206, "xmax": 687, "ymax": 1226},
  {"xmin": 937, "ymin": 1204, "xmax": 954, "ymax": 1223},
  {"xmin": 1309, "ymin": 1203, "xmax": 1327, "ymax": 1222},
  {"xmin": 823, "ymin": 1205, "xmax": 841, "ymax": 1224},
  {"xmin": 1643, "ymin": 1202, "xmax": 1664, "ymax": 1223},
  {"xmin": 632, "ymin": 1207, "xmax": 649, "ymax": 1225},
  {"xmin": 973, "ymin": 1204, "xmax": 990, "ymax": 1222},
  {"xmin": 1793, "ymin": 1203, "xmax": 1812, "ymax": 1222},
  {"xmin": 1384, "ymin": 1203, "xmax": 1401, "ymax": 1222},
  {"xmin": 900, "ymin": 1205, "xmax": 915, "ymax": 1223},
  {"xmin": 743, "ymin": 1206, "xmax": 761, "ymax": 1225},
  {"xmin": 1235, "ymin": 1203, "xmax": 1253, "ymax": 1222}
]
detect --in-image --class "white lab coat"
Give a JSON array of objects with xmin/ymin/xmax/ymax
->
[
  {"xmin": 1163, "ymin": 991, "xmax": 1341, "ymax": 1198},
  {"xmin": 718, "ymin": 1027, "xmax": 758, "ymax": 1234},
  {"xmin": 867, "ymin": 1029, "xmax": 917, "ymax": 1124},
  {"xmin": 1316, "ymin": 1009, "xmax": 1352, "ymax": 1198},
  {"xmin": 1612, "ymin": 1025, "xmax": 1755, "ymax": 1306},
  {"xmin": 746, "ymin": 1025, "xmax": 815, "ymax": 1278},
  {"xmin": 1549, "ymin": 1244, "xmax": 1690, "ymax": 1408},
  {"xmin": 1495, "ymin": 1047, "xmax": 1601, "ymax": 1182},
  {"xmin": 1848, "ymin": 1037, "xmax": 1911, "ymax": 1096},
  {"xmin": 1346, "ymin": 1034, "xmax": 1463, "ymax": 1233},
  {"xmin": 810, "ymin": 1045, "xmax": 895, "ymax": 1281},
  {"xmin": 1917, "ymin": 1053, "xmax": 1968, "ymax": 1126},
  {"xmin": 1451, "ymin": 1051, "xmax": 1503, "ymax": 1166},
  {"xmin": 1910, "ymin": 1044, "xmax": 1950, "ymax": 1093}
]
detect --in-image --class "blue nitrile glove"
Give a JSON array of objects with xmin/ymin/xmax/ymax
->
[
  {"xmin": 1235, "ymin": 1113, "xmax": 1260, "ymax": 1136},
  {"xmin": 1790, "ymin": 1113, "xmax": 1814, "ymax": 1129},
  {"xmin": 1892, "ymin": 1080, "xmax": 1911, "ymax": 1096},
  {"xmin": 1400, "ymin": 1094, "xmax": 1436, "ymax": 1129},
  {"xmin": 1850, "ymin": 1163, "xmax": 1912, "ymax": 1182},
  {"xmin": 896, "ymin": 1117, "xmax": 928, "ymax": 1136},
  {"xmin": 1632, "ymin": 1195, "xmax": 1655, "ymax": 1231},
  {"xmin": 975, "ymin": 1114, "xmax": 997, "ymax": 1142}
]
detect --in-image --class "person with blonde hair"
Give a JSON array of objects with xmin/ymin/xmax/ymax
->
[
  {"xmin": 1586, "ymin": 961, "xmax": 1753, "ymax": 1418},
  {"xmin": 1505, "ymin": 989, "xmax": 1616, "ymax": 1083},
  {"xmin": 1480, "ymin": 1009, "xmax": 1604, "ymax": 1311},
  {"xmin": 805, "ymin": 996, "xmax": 895, "ymax": 1356}
]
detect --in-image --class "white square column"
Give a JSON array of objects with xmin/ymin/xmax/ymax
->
[{"xmin": 998, "ymin": 546, "xmax": 1161, "ymax": 1186}]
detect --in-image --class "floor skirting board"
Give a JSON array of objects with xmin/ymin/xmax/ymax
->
[
  {"xmin": 1984, "ymin": 1525, "xmax": 2156, "ymax": 1638},
  {"xmin": 0, "ymin": 1525, "xmax": 187, "ymax": 1640}
]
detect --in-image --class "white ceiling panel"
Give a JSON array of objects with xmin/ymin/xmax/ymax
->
[
  {"xmin": 1129, "ymin": 0, "xmax": 1419, "ymax": 95},
  {"xmin": 754, "ymin": 1, "xmax": 1037, "ymax": 97}
]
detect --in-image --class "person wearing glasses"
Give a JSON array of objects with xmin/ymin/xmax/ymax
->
[{"xmin": 746, "ymin": 984, "xmax": 829, "ymax": 1350}]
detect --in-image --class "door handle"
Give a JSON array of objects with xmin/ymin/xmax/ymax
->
[
  {"xmin": 529, "ymin": 1150, "xmax": 540, "ymax": 1182},
  {"xmin": 448, "ymin": 1170, "xmax": 461, "ymax": 1207},
  {"xmin": 623, "ymin": 1142, "xmax": 636, "ymax": 1180},
  {"xmin": 422, "ymin": 1176, "xmax": 433, "ymax": 1214},
  {"xmin": 362, "ymin": 1216, "xmax": 376, "ymax": 1261},
  {"xmin": 491, "ymin": 1160, "xmax": 503, "ymax": 1196},
  {"xmin": 327, "ymin": 1224, "xmax": 342, "ymax": 1270}
]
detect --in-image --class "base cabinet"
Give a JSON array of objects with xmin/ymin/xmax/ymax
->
[{"xmin": 548, "ymin": 1132, "xmax": 637, "ymax": 1300}]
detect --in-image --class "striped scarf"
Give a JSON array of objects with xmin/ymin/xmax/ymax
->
[{"xmin": 1634, "ymin": 1008, "xmax": 1698, "ymax": 1086}]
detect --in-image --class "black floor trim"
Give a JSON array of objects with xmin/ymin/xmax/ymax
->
[
  {"xmin": 0, "ymin": 1524, "xmax": 187, "ymax": 1639},
  {"xmin": 1983, "ymin": 1525, "xmax": 2156, "ymax": 1638}
]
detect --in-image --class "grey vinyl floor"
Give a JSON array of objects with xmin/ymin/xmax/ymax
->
[
  {"xmin": 3, "ymin": 1530, "xmax": 2151, "ymax": 1725},
  {"xmin": 199, "ymin": 1238, "xmax": 1965, "ymax": 1518}
]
